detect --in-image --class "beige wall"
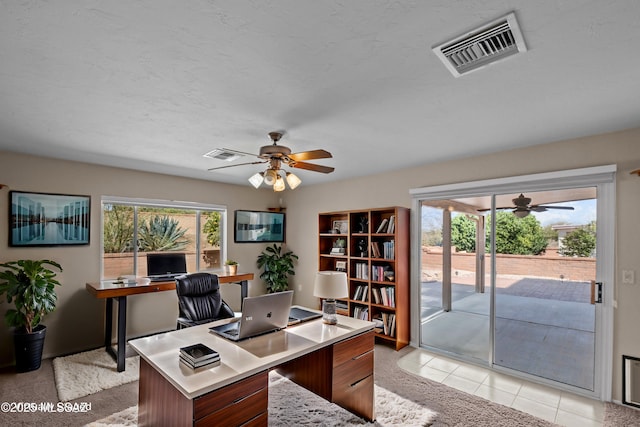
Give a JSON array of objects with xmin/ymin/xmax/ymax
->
[
  {"xmin": 0, "ymin": 152, "xmax": 279, "ymax": 364},
  {"xmin": 283, "ymin": 128, "xmax": 640, "ymax": 401},
  {"xmin": 1, "ymin": 127, "xmax": 639, "ymax": 401}
]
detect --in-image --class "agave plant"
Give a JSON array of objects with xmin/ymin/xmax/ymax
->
[
  {"xmin": 138, "ymin": 215, "xmax": 189, "ymax": 251},
  {"xmin": 0, "ymin": 260, "xmax": 63, "ymax": 334}
]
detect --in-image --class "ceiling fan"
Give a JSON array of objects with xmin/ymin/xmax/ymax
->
[
  {"xmin": 499, "ymin": 193, "xmax": 575, "ymax": 218},
  {"xmin": 207, "ymin": 131, "xmax": 334, "ymax": 191}
]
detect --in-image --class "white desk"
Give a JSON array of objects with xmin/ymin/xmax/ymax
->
[{"xmin": 130, "ymin": 313, "xmax": 375, "ymax": 426}]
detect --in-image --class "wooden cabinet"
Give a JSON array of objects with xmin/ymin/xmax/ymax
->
[{"xmin": 319, "ymin": 207, "xmax": 409, "ymax": 350}]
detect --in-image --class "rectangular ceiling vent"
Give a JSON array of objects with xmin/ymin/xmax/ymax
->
[
  {"xmin": 203, "ymin": 149, "xmax": 244, "ymax": 162},
  {"xmin": 432, "ymin": 12, "xmax": 527, "ymax": 77}
]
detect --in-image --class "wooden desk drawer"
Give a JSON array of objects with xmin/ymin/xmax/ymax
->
[
  {"xmin": 195, "ymin": 387, "xmax": 267, "ymax": 427},
  {"xmin": 194, "ymin": 371, "xmax": 268, "ymax": 421},
  {"xmin": 333, "ymin": 331, "xmax": 374, "ymax": 367},
  {"xmin": 333, "ymin": 349, "xmax": 374, "ymax": 391},
  {"xmin": 332, "ymin": 372, "xmax": 374, "ymax": 421}
]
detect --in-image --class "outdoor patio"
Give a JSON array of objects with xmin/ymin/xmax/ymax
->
[{"xmin": 420, "ymin": 277, "xmax": 595, "ymax": 390}]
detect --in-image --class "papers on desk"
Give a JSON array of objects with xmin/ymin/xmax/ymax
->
[{"xmin": 179, "ymin": 343, "xmax": 220, "ymax": 369}]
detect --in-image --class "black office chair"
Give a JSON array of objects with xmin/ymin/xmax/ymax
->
[{"xmin": 175, "ymin": 273, "xmax": 235, "ymax": 329}]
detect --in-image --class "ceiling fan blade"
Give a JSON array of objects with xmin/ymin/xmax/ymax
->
[
  {"xmin": 291, "ymin": 161, "xmax": 335, "ymax": 174},
  {"xmin": 530, "ymin": 205, "xmax": 574, "ymax": 212},
  {"xmin": 207, "ymin": 161, "xmax": 266, "ymax": 171},
  {"xmin": 288, "ymin": 149, "xmax": 332, "ymax": 161}
]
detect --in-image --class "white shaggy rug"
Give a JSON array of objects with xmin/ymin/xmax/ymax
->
[
  {"xmin": 86, "ymin": 372, "xmax": 435, "ymax": 426},
  {"xmin": 53, "ymin": 348, "xmax": 139, "ymax": 402}
]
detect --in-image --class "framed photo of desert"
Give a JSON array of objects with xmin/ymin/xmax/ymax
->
[{"xmin": 9, "ymin": 191, "xmax": 91, "ymax": 247}]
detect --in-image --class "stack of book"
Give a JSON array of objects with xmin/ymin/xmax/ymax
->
[{"xmin": 179, "ymin": 343, "xmax": 220, "ymax": 369}]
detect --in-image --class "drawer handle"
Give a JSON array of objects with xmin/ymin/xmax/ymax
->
[
  {"xmin": 350, "ymin": 375, "xmax": 371, "ymax": 388},
  {"xmin": 351, "ymin": 350, "xmax": 372, "ymax": 361}
]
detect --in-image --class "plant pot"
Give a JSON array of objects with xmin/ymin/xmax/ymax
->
[
  {"xmin": 227, "ymin": 265, "xmax": 238, "ymax": 275},
  {"xmin": 13, "ymin": 325, "xmax": 47, "ymax": 373}
]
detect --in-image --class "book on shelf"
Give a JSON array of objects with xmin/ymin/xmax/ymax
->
[
  {"xmin": 387, "ymin": 215, "xmax": 395, "ymax": 233},
  {"xmin": 353, "ymin": 285, "xmax": 368, "ymax": 302},
  {"xmin": 375, "ymin": 218, "xmax": 388, "ymax": 233},
  {"xmin": 352, "ymin": 306, "xmax": 369, "ymax": 321},
  {"xmin": 380, "ymin": 312, "xmax": 396, "ymax": 337}
]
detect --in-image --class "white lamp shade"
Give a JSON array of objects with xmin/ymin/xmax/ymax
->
[
  {"xmin": 248, "ymin": 172, "xmax": 264, "ymax": 188},
  {"xmin": 313, "ymin": 271, "xmax": 348, "ymax": 299},
  {"xmin": 286, "ymin": 172, "xmax": 302, "ymax": 189},
  {"xmin": 273, "ymin": 175, "xmax": 285, "ymax": 192}
]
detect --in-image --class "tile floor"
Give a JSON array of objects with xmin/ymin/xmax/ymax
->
[{"xmin": 398, "ymin": 347, "xmax": 604, "ymax": 427}]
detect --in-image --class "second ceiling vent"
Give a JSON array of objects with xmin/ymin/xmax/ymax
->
[{"xmin": 432, "ymin": 12, "xmax": 527, "ymax": 77}]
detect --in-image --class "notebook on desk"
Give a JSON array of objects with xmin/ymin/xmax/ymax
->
[
  {"xmin": 209, "ymin": 291, "xmax": 294, "ymax": 341},
  {"xmin": 288, "ymin": 307, "xmax": 322, "ymax": 325}
]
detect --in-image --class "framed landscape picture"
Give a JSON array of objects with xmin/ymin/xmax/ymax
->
[
  {"xmin": 234, "ymin": 210, "xmax": 285, "ymax": 243},
  {"xmin": 9, "ymin": 191, "xmax": 91, "ymax": 246}
]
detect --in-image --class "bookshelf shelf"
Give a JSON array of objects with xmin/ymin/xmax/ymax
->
[{"xmin": 318, "ymin": 206, "xmax": 409, "ymax": 350}]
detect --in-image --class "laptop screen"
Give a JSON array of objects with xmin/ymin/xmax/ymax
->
[{"xmin": 146, "ymin": 253, "xmax": 187, "ymax": 276}]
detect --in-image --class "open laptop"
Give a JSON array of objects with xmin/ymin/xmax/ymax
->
[
  {"xmin": 146, "ymin": 252, "xmax": 187, "ymax": 282},
  {"xmin": 209, "ymin": 291, "xmax": 294, "ymax": 341}
]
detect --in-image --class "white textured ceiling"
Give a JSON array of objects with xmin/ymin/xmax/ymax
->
[{"xmin": 1, "ymin": 1, "xmax": 639, "ymax": 187}]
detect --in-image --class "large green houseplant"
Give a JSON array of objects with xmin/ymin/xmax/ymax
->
[
  {"xmin": 0, "ymin": 259, "xmax": 63, "ymax": 372},
  {"xmin": 256, "ymin": 244, "xmax": 298, "ymax": 293}
]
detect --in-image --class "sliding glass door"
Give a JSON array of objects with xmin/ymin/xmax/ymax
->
[{"xmin": 412, "ymin": 166, "xmax": 615, "ymax": 398}]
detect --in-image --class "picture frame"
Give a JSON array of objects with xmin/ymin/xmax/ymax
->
[
  {"xmin": 335, "ymin": 260, "xmax": 347, "ymax": 272},
  {"xmin": 234, "ymin": 210, "xmax": 285, "ymax": 243},
  {"xmin": 332, "ymin": 220, "xmax": 348, "ymax": 234},
  {"xmin": 623, "ymin": 355, "xmax": 640, "ymax": 408},
  {"xmin": 9, "ymin": 190, "xmax": 91, "ymax": 247}
]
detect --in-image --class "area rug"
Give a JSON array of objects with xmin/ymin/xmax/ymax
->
[
  {"xmin": 53, "ymin": 348, "xmax": 139, "ymax": 402},
  {"xmin": 86, "ymin": 371, "xmax": 436, "ymax": 426}
]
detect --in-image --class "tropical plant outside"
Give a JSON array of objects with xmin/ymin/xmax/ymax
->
[
  {"xmin": 0, "ymin": 260, "xmax": 63, "ymax": 334},
  {"xmin": 451, "ymin": 215, "xmax": 476, "ymax": 252},
  {"xmin": 560, "ymin": 222, "xmax": 596, "ymax": 257},
  {"xmin": 138, "ymin": 215, "xmax": 189, "ymax": 251},
  {"xmin": 103, "ymin": 205, "xmax": 134, "ymax": 253},
  {"xmin": 203, "ymin": 211, "xmax": 221, "ymax": 247}
]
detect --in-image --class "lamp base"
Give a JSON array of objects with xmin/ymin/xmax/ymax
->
[{"xmin": 322, "ymin": 299, "xmax": 338, "ymax": 325}]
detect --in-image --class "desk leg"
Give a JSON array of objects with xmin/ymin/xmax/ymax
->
[
  {"xmin": 105, "ymin": 298, "xmax": 113, "ymax": 351},
  {"xmin": 105, "ymin": 296, "xmax": 127, "ymax": 372},
  {"xmin": 116, "ymin": 296, "xmax": 127, "ymax": 372},
  {"xmin": 240, "ymin": 280, "xmax": 248, "ymax": 301}
]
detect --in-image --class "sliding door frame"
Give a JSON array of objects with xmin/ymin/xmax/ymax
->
[{"xmin": 410, "ymin": 165, "xmax": 616, "ymax": 400}]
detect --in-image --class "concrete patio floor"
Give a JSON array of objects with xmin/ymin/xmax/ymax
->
[{"xmin": 420, "ymin": 278, "xmax": 595, "ymax": 390}]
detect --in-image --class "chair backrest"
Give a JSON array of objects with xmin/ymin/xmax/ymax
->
[{"xmin": 175, "ymin": 273, "xmax": 225, "ymax": 322}]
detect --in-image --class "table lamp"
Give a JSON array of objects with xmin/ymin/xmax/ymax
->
[{"xmin": 313, "ymin": 271, "xmax": 348, "ymax": 325}]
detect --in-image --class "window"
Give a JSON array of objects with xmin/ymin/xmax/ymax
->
[{"xmin": 101, "ymin": 197, "xmax": 226, "ymax": 279}]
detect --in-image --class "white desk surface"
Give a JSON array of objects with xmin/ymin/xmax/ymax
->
[{"xmin": 129, "ymin": 307, "xmax": 375, "ymax": 399}]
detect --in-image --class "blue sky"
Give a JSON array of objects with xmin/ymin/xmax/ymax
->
[{"xmin": 422, "ymin": 199, "xmax": 597, "ymax": 230}]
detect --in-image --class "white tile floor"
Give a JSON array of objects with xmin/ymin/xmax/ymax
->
[{"xmin": 398, "ymin": 348, "xmax": 605, "ymax": 427}]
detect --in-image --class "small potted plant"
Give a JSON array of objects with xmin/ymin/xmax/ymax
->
[
  {"xmin": 224, "ymin": 259, "xmax": 238, "ymax": 275},
  {"xmin": 0, "ymin": 259, "xmax": 63, "ymax": 372}
]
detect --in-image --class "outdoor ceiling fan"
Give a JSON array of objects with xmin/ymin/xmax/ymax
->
[
  {"xmin": 501, "ymin": 193, "xmax": 575, "ymax": 218},
  {"xmin": 207, "ymin": 131, "xmax": 334, "ymax": 191}
]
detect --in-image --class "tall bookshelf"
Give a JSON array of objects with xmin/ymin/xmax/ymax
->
[{"xmin": 318, "ymin": 207, "xmax": 409, "ymax": 350}]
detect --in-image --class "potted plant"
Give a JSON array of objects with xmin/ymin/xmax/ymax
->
[
  {"xmin": 0, "ymin": 259, "xmax": 63, "ymax": 372},
  {"xmin": 224, "ymin": 259, "xmax": 238, "ymax": 275},
  {"xmin": 256, "ymin": 244, "xmax": 298, "ymax": 293}
]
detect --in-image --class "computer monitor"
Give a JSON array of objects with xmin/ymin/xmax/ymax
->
[{"xmin": 146, "ymin": 252, "xmax": 187, "ymax": 277}]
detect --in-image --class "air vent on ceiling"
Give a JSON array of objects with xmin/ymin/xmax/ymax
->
[
  {"xmin": 432, "ymin": 12, "xmax": 527, "ymax": 77},
  {"xmin": 203, "ymin": 149, "xmax": 243, "ymax": 162}
]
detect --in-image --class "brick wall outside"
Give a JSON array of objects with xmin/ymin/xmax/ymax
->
[{"xmin": 422, "ymin": 246, "xmax": 595, "ymax": 282}]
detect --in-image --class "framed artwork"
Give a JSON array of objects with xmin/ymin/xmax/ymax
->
[
  {"xmin": 332, "ymin": 220, "xmax": 348, "ymax": 234},
  {"xmin": 9, "ymin": 190, "xmax": 91, "ymax": 246},
  {"xmin": 623, "ymin": 355, "xmax": 640, "ymax": 408},
  {"xmin": 234, "ymin": 210, "xmax": 285, "ymax": 243},
  {"xmin": 335, "ymin": 260, "xmax": 347, "ymax": 272}
]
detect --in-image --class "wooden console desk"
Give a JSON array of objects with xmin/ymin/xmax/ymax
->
[
  {"xmin": 129, "ymin": 315, "xmax": 375, "ymax": 426},
  {"xmin": 86, "ymin": 272, "xmax": 253, "ymax": 372}
]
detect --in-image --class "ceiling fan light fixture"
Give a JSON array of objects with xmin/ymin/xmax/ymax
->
[
  {"xmin": 248, "ymin": 172, "xmax": 264, "ymax": 189},
  {"xmin": 273, "ymin": 175, "xmax": 286, "ymax": 192},
  {"xmin": 263, "ymin": 169, "xmax": 278, "ymax": 186},
  {"xmin": 513, "ymin": 208, "xmax": 529, "ymax": 218},
  {"xmin": 286, "ymin": 172, "xmax": 302, "ymax": 189}
]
